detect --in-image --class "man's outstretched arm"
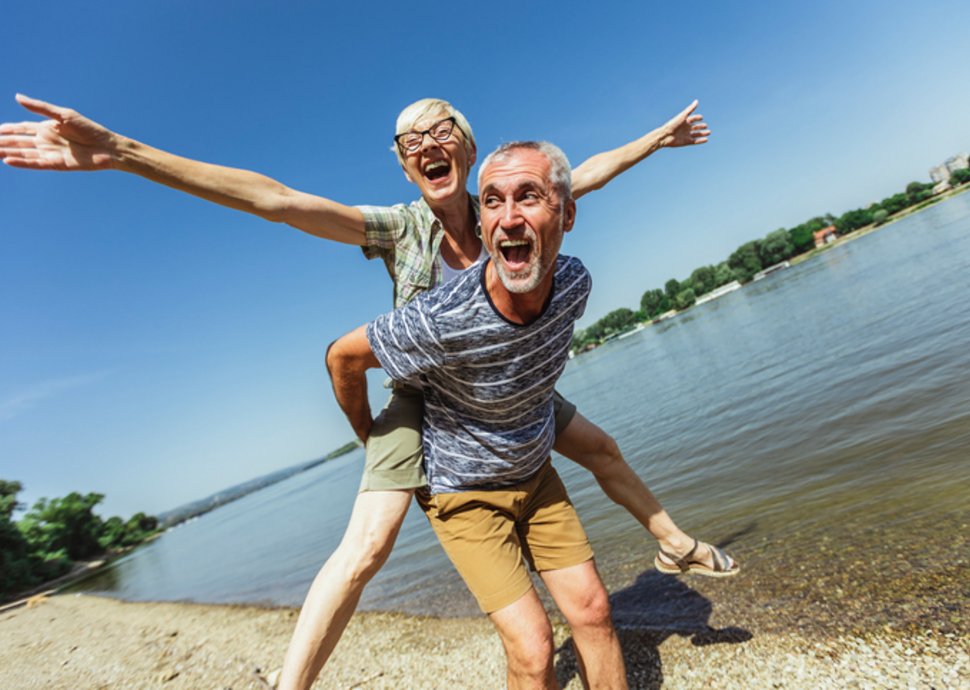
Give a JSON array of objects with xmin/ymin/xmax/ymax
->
[
  {"xmin": 0, "ymin": 95, "xmax": 367, "ymax": 245},
  {"xmin": 326, "ymin": 325, "xmax": 381, "ymax": 443},
  {"xmin": 570, "ymin": 100, "xmax": 711, "ymax": 200}
]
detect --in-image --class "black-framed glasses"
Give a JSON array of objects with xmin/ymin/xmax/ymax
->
[{"xmin": 395, "ymin": 117, "xmax": 459, "ymax": 154}]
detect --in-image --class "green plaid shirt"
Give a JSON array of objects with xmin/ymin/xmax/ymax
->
[{"xmin": 357, "ymin": 194, "xmax": 481, "ymax": 308}]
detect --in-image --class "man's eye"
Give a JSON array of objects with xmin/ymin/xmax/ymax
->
[{"xmin": 484, "ymin": 196, "xmax": 500, "ymax": 207}]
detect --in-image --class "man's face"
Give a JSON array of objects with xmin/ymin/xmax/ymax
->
[
  {"xmin": 479, "ymin": 148, "xmax": 576, "ymax": 294},
  {"xmin": 398, "ymin": 112, "xmax": 475, "ymax": 206}
]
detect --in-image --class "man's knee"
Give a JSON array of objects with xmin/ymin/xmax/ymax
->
[
  {"xmin": 570, "ymin": 584, "xmax": 614, "ymax": 631},
  {"xmin": 505, "ymin": 625, "xmax": 555, "ymax": 677}
]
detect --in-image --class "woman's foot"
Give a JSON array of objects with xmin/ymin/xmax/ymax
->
[{"xmin": 655, "ymin": 538, "xmax": 739, "ymax": 577}]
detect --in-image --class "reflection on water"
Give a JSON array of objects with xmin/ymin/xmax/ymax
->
[{"xmin": 74, "ymin": 195, "xmax": 970, "ymax": 633}]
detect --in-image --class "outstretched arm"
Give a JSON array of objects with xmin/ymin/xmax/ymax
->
[
  {"xmin": 326, "ymin": 325, "xmax": 381, "ymax": 443},
  {"xmin": 570, "ymin": 100, "xmax": 711, "ymax": 200},
  {"xmin": 0, "ymin": 95, "xmax": 367, "ymax": 245}
]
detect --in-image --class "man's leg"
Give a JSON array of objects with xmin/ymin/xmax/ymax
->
[
  {"xmin": 489, "ymin": 589, "xmax": 559, "ymax": 690},
  {"xmin": 277, "ymin": 489, "xmax": 413, "ymax": 690},
  {"xmin": 541, "ymin": 560, "xmax": 627, "ymax": 689},
  {"xmin": 554, "ymin": 410, "xmax": 732, "ymax": 572}
]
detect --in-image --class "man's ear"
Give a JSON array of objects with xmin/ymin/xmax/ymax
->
[
  {"xmin": 467, "ymin": 143, "xmax": 477, "ymax": 170},
  {"xmin": 562, "ymin": 199, "xmax": 577, "ymax": 233}
]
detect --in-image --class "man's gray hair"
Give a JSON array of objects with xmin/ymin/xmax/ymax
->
[
  {"xmin": 477, "ymin": 141, "xmax": 572, "ymax": 203},
  {"xmin": 391, "ymin": 98, "xmax": 476, "ymax": 166}
]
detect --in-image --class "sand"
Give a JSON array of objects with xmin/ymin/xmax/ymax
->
[{"xmin": 1, "ymin": 594, "xmax": 966, "ymax": 689}]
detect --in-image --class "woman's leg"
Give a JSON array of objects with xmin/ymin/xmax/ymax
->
[
  {"xmin": 277, "ymin": 489, "xmax": 413, "ymax": 690},
  {"xmin": 279, "ymin": 386, "xmax": 426, "ymax": 689},
  {"xmin": 554, "ymin": 411, "xmax": 732, "ymax": 571}
]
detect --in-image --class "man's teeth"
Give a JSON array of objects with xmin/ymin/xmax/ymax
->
[
  {"xmin": 425, "ymin": 161, "xmax": 448, "ymax": 172},
  {"xmin": 500, "ymin": 240, "xmax": 529, "ymax": 247}
]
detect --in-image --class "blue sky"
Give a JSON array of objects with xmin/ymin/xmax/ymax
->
[{"xmin": 2, "ymin": 1, "xmax": 968, "ymax": 518}]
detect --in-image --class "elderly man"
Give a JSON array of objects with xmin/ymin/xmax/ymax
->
[
  {"xmin": 326, "ymin": 141, "xmax": 627, "ymax": 688},
  {"xmin": 1, "ymin": 96, "xmax": 734, "ymax": 688}
]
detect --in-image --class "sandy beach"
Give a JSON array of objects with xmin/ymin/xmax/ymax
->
[{"xmin": 1, "ymin": 594, "xmax": 965, "ymax": 689}]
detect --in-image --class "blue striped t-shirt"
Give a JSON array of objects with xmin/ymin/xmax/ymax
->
[{"xmin": 366, "ymin": 255, "xmax": 591, "ymax": 494}]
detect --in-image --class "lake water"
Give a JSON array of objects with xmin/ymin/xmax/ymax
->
[{"xmin": 73, "ymin": 194, "xmax": 970, "ymax": 636}]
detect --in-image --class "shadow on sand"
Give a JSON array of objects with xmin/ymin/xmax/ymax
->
[{"xmin": 555, "ymin": 565, "xmax": 752, "ymax": 688}]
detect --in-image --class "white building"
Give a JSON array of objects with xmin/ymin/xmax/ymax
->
[{"xmin": 930, "ymin": 153, "xmax": 969, "ymax": 182}]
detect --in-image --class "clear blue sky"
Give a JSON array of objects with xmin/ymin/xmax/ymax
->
[{"xmin": 2, "ymin": 1, "xmax": 968, "ymax": 518}]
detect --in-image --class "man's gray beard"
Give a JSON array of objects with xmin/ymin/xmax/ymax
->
[{"xmin": 495, "ymin": 261, "xmax": 543, "ymax": 293}]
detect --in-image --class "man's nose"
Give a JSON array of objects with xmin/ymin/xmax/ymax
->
[{"xmin": 500, "ymin": 199, "xmax": 523, "ymax": 228}]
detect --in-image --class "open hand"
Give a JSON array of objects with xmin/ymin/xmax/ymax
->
[
  {"xmin": 0, "ymin": 94, "xmax": 115, "ymax": 170},
  {"xmin": 662, "ymin": 100, "xmax": 711, "ymax": 148}
]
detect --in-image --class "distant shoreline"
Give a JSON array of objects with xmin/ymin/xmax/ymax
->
[{"xmin": 789, "ymin": 182, "xmax": 970, "ymax": 268}]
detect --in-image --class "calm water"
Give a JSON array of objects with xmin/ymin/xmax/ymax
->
[{"xmin": 74, "ymin": 194, "xmax": 970, "ymax": 634}]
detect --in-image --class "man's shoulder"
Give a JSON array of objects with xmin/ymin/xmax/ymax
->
[{"xmin": 556, "ymin": 255, "xmax": 591, "ymax": 286}]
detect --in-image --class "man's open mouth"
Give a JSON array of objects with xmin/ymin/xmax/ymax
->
[
  {"xmin": 423, "ymin": 160, "xmax": 451, "ymax": 182},
  {"xmin": 499, "ymin": 239, "xmax": 532, "ymax": 269}
]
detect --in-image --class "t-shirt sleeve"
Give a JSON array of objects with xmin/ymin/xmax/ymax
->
[
  {"xmin": 356, "ymin": 204, "xmax": 409, "ymax": 261},
  {"xmin": 561, "ymin": 256, "xmax": 592, "ymax": 321},
  {"xmin": 366, "ymin": 296, "xmax": 446, "ymax": 382}
]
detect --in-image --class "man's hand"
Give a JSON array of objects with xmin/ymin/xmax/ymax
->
[
  {"xmin": 326, "ymin": 326, "xmax": 381, "ymax": 444},
  {"xmin": 660, "ymin": 100, "xmax": 711, "ymax": 148},
  {"xmin": 0, "ymin": 94, "xmax": 116, "ymax": 170}
]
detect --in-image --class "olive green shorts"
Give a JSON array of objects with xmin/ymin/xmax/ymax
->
[{"xmin": 359, "ymin": 385, "xmax": 577, "ymax": 493}]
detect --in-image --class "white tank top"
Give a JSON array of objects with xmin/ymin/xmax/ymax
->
[{"xmin": 438, "ymin": 244, "xmax": 489, "ymax": 284}]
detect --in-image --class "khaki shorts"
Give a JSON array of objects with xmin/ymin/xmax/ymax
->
[
  {"xmin": 360, "ymin": 385, "xmax": 577, "ymax": 492},
  {"xmin": 416, "ymin": 462, "xmax": 594, "ymax": 613}
]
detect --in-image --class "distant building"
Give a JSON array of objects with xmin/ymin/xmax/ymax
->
[
  {"xmin": 813, "ymin": 225, "xmax": 838, "ymax": 248},
  {"xmin": 930, "ymin": 165, "xmax": 950, "ymax": 183},
  {"xmin": 930, "ymin": 153, "xmax": 969, "ymax": 183},
  {"xmin": 946, "ymin": 153, "xmax": 969, "ymax": 173}
]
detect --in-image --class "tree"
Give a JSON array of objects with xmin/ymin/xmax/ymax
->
[
  {"xmin": 0, "ymin": 480, "xmax": 23, "ymax": 520},
  {"xmin": 640, "ymin": 289, "xmax": 667, "ymax": 318},
  {"xmin": 19, "ymin": 492, "xmax": 106, "ymax": 561},
  {"xmin": 906, "ymin": 181, "xmax": 931, "ymax": 196},
  {"xmin": 872, "ymin": 209, "xmax": 889, "ymax": 225},
  {"xmin": 760, "ymin": 229, "xmax": 794, "ymax": 266},
  {"xmin": 835, "ymin": 208, "xmax": 873, "ymax": 235},
  {"xmin": 728, "ymin": 240, "xmax": 764, "ymax": 282},
  {"xmin": 598, "ymin": 308, "xmax": 638, "ymax": 334},
  {"xmin": 879, "ymin": 193, "xmax": 909, "ymax": 215},
  {"xmin": 951, "ymin": 168, "xmax": 970, "ymax": 186},
  {"xmin": 713, "ymin": 262, "xmax": 737, "ymax": 287},
  {"xmin": 673, "ymin": 288, "xmax": 696, "ymax": 311},
  {"xmin": 689, "ymin": 265, "xmax": 717, "ymax": 297},
  {"xmin": 664, "ymin": 278, "xmax": 681, "ymax": 300}
]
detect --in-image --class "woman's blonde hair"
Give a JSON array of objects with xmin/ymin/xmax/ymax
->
[{"xmin": 392, "ymin": 98, "xmax": 476, "ymax": 166}]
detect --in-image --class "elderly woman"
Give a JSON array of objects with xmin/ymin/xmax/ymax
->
[{"xmin": 1, "ymin": 94, "xmax": 737, "ymax": 689}]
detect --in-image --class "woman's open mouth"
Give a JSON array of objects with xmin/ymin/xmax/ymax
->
[{"xmin": 423, "ymin": 159, "xmax": 451, "ymax": 183}]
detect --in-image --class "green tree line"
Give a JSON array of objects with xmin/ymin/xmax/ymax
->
[
  {"xmin": 573, "ymin": 169, "xmax": 969, "ymax": 352},
  {"xmin": 0, "ymin": 479, "xmax": 158, "ymax": 599}
]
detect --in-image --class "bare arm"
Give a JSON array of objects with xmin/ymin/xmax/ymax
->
[
  {"xmin": 325, "ymin": 325, "xmax": 381, "ymax": 443},
  {"xmin": 0, "ymin": 95, "xmax": 367, "ymax": 245},
  {"xmin": 570, "ymin": 100, "xmax": 711, "ymax": 200}
]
